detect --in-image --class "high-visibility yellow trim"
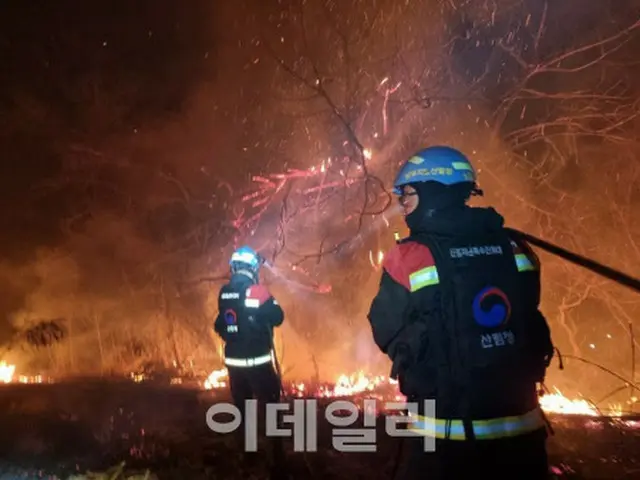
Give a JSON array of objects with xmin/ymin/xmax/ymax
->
[
  {"xmin": 409, "ymin": 266, "xmax": 440, "ymax": 292},
  {"xmin": 409, "ymin": 408, "xmax": 546, "ymax": 440},
  {"xmin": 224, "ymin": 351, "xmax": 273, "ymax": 368},
  {"xmin": 245, "ymin": 298, "xmax": 260, "ymax": 308},
  {"xmin": 514, "ymin": 253, "xmax": 536, "ymax": 272},
  {"xmin": 452, "ymin": 161, "xmax": 473, "ymax": 171}
]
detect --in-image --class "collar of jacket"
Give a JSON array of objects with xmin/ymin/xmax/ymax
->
[{"xmin": 234, "ymin": 270, "xmax": 257, "ymax": 283}]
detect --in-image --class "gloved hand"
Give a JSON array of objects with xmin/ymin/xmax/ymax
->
[{"xmin": 256, "ymin": 253, "xmax": 270, "ymax": 268}]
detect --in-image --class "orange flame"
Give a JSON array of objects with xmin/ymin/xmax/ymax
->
[
  {"xmin": 201, "ymin": 369, "xmax": 631, "ymax": 419},
  {"xmin": 0, "ymin": 361, "xmax": 15, "ymax": 383},
  {"xmin": 539, "ymin": 387, "xmax": 623, "ymax": 417},
  {"xmin": 204, "ymin": 368, "xmax": 228, "ymax": 389}
]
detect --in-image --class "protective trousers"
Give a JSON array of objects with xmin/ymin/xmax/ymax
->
[
  {"xmin": 396, "ymin": 427, "xmax": 550, "ymax": 480},
  {"xmin": 228, "ymin": 363, "xmax": 285, "ymax": 473}
]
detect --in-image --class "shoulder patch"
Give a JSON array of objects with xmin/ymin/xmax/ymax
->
[
  {"xmin": 509, "ymin": 238, "xmax": 540, "ymax": 272},
  {"xmin": 246, "ymin": 285, "xmax": 272, "ymax": 306},
  {"xmin": 382, "ymin": 241, "xmax": 437, "ymax": 291}
]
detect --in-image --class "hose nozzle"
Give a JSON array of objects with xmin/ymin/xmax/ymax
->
[{"xmin": 257, "ymin": 253, "xmax": 271, "ymax": 268}]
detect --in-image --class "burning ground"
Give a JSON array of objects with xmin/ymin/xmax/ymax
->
[{"xmin": 1, "ymin": 369, "xmax": 639, "ymax": 479}]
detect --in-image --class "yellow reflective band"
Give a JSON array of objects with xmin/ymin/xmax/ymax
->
[
  {"xmin": 452, "ymin": 161, "xmax": 473, "ymax": 171},
  {"xmin": 409, "ymin": 408, "xmax": 545, "ymax": 441},
  {"xmin": 515, "ymin": 253, "xmax": 536, "ymax": 272},
  {"xmin": 244, "ymin": 298, "xmax": 260, "ymax": 308},
  {"xmin": 224, "ymin": 351, "xmax": 274, "ymax": 368},
  {"xmin": 409, "ymin": 266, "xmax": 440, "ymax": 292}
]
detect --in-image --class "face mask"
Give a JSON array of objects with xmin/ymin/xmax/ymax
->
[{"xmin": 404, "ymin": 182, "xmax": 471, "ymax": 232}]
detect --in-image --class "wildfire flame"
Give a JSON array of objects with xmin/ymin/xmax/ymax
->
[
  {"xmin": 0, "ymin": 358, "xmax": 632, "ymax": 421},
  {"xmin": 539, "ymin": 387, "xmax": 624, "ymax": 417},
  {"xmin": 204, "ymin": 368, "xmax": 228, "ymax": 389},
  {"xmin": 202, "ymin": 369, "xmax": 632, "ymax": 418},
  {"xmin": 312, "ymin": 371, "xmax": 401, "ymax": 399},
  {"xmin": 0, "ymin": 361, "xmax": 15, "ymax": 383},
  {"xmin": 0, "ymin": 362, "xmax": 49, "ymax": 385}
]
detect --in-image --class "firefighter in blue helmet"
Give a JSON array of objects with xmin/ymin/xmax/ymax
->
[
  {"xmin": 214, "ymin": 246, "xmax": 284, "ymax": 466},
  {"xmin": 368, "ymin": 146, "xmax": 554, "ymax": 479}
]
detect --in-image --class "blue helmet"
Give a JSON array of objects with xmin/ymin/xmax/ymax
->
[
  {"xmin": 229, "ymin": 245, "xmax": 261, "ymax": 275},
  {"xmin": 392, "ymin": 146, "xmax": 477, "ymax": 194}
]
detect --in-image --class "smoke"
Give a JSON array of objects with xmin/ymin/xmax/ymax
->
[{"xmin": 0, "ymin": 264, "xmax": 40, "ymax": 351}]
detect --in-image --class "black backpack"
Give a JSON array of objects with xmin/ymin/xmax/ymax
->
[{"xmin": 405, "ymin": 230, "xmax": 540, "ymax": 421}]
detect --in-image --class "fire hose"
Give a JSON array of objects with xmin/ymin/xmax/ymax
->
[
  {"xmin": 506, "ymin": 228, "xmax": 640, "ymax": 294},
  {"xmin": 269, "ymin": 334, "xmax": 286, "ymax": 400},
  {"xmin": 258, "ymin": 256, "xmax": 287, "ymax": 397},
  {"xmin": 388, "ymin": 228, "xmax": 640, "ymax": 479},
  {"xmin": 260, "ymin": 255, "xmax": 294, "ymax": 478}
]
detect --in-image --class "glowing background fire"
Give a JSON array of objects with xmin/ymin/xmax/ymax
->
[
  {"xmin": 2, "ymin": 359, "xmax": 635, "ymax": 419},
  {"xmin": 0, "ymin": 361, "xmax": 15, "ymax": 383},
  {"xmin": 202, "ymin": 367, "xmax": 635, "ymax": 418}
]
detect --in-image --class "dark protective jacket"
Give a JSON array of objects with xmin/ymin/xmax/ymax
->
[
  {"xmin": 368, "ymin": 206, "xmax": 554, "ymax": 420},
  {"xmin": 214, "ymin": 272, "xmax": 284, "ymax": 361}
]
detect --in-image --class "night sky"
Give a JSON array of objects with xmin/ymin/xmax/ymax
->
[{"xmin": 0, "ymin": 0, "xmax": 639, "ymax": 396}]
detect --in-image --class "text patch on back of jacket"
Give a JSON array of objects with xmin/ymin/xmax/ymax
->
[{"xmin": 445, "ymin": 238, "xmax": 528, "ymax": 370}]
